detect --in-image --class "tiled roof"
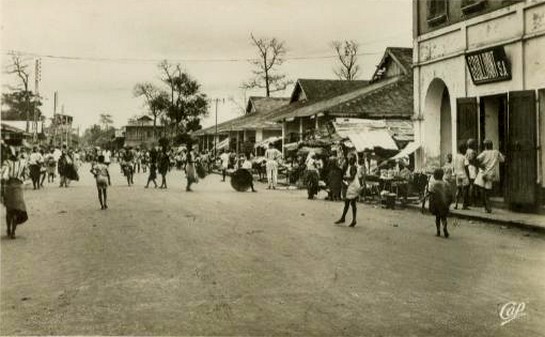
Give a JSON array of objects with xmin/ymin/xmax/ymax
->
[
  {"xmin": 291, "ymin": 79, "xmax": 369, "ymax": 103},
  {"xmin": 327, "ymin": 75, "xmax": 413, "ymax": 119},
  {"xmin": 247, "ymin": 96, "xmax": 290, "ymax": 114},
  {"xmin": 371, "ymin": 47, "xmax": 413, "ymax": 83},
  {"xmin": 194, "ymin": 97, "xmax": 289, "ymax": 136},
  {"xmin": 387, "ymin": 47, "xmax": 412, "ymax": 73},
  {"xmin": 273, "ymin": 75, "xmax": 413, "ymax": 121}
]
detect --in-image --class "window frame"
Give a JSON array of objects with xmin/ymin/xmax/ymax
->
[{"xmin": 426, "ymin": 0, "xmax": 448, "ymax": 26}]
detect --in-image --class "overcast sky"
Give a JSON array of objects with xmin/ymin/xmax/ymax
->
[{"xmin": 1, "ymin": 0, "xmax": 412, "ymax": 130}]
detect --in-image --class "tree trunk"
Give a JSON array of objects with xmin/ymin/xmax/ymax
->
[{"xmin": 265, "ymin": 70, "xmax": 270, "ymax": 97}]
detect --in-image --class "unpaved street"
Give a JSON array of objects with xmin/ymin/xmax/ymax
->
[{"xmin": 1, "ymin": 164, "xmax": 544, "ymax": 336}]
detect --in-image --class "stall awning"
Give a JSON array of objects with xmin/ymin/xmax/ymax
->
[
  {"xmin": 215, "ymin": 138, "xmax": 230, "ymax": 150},
  {"xmin": 390, "ymin": 142, "xmax": 420, "ymax": 160},
  {"xmin": 255, "ymin": 136, "xmax": 281, "ymax": 148},
  {"xmin": 343, "ymin": 130, "xmax": 398, "ymax": 151},
  {"xmin": 284, "ymin": 142, "xmax": 299, "ymax": 151}
]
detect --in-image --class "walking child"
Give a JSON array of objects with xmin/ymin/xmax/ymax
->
[
  {"xmin": 334, "ymin": 155, "xmax": 360, "ymax": 227},
  {"xmin": 422, "ymin": 168, "xmax": 453, "ymax": 238},
  {"xmin": 91, "ymin": 155, "xmax": 111, "ymax": 210}
]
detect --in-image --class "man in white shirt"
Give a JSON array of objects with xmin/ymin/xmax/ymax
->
[
  {"xmin": 219, "ymin": 150, "xmax": 230, "ymax": 182},
  {"xmin": 102, "ymin": 149, "xmax": 112, "ymax": 166},
  {"xmin": 264, "ymin": 143, "xmax": 282, "ymax": 189},
  {"xmin": 28, "ymin": 147, "xmax": 44, "ymax": 190}
]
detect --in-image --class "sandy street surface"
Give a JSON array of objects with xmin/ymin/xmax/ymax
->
[{"xmin": 1, "ymin": 163, "xmax": 544, "ymax": 336}]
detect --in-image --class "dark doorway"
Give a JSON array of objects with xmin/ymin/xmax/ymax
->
[{"xmin": 479, "ymin": 94, "xmax": 507, "ymax": 197}]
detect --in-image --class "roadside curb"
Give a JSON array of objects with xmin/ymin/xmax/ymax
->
[{"xmin": 402, "ymin": 203, "xmax": 545, "ymax": 233}]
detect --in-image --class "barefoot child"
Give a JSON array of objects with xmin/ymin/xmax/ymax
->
[
  {"xmin": 422, "ymin": 168, "xmax": 453, "ymax": 238},
  {"xmin": 91, "ymin": 155, "xmax": 111, "ymax": 209}
]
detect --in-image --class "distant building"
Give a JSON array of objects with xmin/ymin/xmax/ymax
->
[
  {"xmin": 413, "ymin": 0, "xmax": 545, "ymax": 207},
  {"xmin": 123, "ymin": 115, "xmax": 164, "ymax": 148},
  {"xmin": 193, "ymin": 96, "xmax": 290, "ymax": 154}
]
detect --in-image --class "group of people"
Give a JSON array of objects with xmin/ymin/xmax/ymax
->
[
  {"xmin": 443, "ymin": 138, "xmax": 504, "ymax": 214},
  {"xmin": 0, "ymin": 144, "xmax": 80, "ymax": 239},
  {"xmin": 423, "ymin": 138, "xmax": 505, "ymax": 238}
]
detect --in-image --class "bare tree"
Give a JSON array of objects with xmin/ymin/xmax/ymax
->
[
  {"xmin": 242, "ymin": 33, "xmax": 292, "ymax": 97},
  {"xmin": 5, "ymin": 54, "xmax": 32, "ymax": 131},
  {"xmin": 331, "ymin": 40, "xmax": 360, "ymax": 80},
  {"xmin": 99, "ymin": 113, "xmax": 113, "ymax": 131}
]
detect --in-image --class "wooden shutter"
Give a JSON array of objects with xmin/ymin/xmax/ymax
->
[
  {"xmin": 507, "ymin": 90, "xmax": 537, "ymax": 205},
  {"xmin": 457, "ymin": 97, "xmax": 479, "ymax": 146}
]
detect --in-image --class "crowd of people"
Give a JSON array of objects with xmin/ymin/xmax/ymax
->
[
  {"xmin": 0, "ymin": 136, "xmax": 506, "ymax": 239},
  {"xmin": 0, "ymin": 144, "xmax": 80, "ymax": 238}
]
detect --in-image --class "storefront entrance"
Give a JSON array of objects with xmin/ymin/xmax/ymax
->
[
  {"xmin": 457, "ymin": 91, "xmax": 538, "ymax": 209},
  {"xmin": 480, "ymin": 94, "xmax": 507, "ymax": 197}
]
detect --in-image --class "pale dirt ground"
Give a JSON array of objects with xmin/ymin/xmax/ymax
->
[{"xmin": 1, "ymin": 163, "xmax": 544, "ymax": 336}]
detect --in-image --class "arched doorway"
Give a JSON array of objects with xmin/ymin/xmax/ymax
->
[{"xmin": 423, "ymin": 78, "xmax": 452, "ymax": 166}]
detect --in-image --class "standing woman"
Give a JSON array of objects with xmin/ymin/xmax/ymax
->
[
  {"xmin": 145, "ymin": 148, "xmax": 158, "ymax": 188},
  {"xmin": 185, "ymin": 146, "xmax": 198, "ymax": 192},
  {"xmin": 474, "ymin": 139, "xmax": 504, "ymax": 213},
  {"xmin": 327, "ymin": 152, "xmax": 344, "ymax": 201},
  {"xmin": 158, "ymin": 147, "xmax": 170, "ymax": 189},
  {"xmin": 335, "ymin": 155, "xmax": 360, "ymax": 227},
  {"xmin": 1, "ymin": 150, "xmax": 29, "ymax": 239},
  {"xmin": 57, "ymin": 147, "xmax": 72, "ymax": 188}
]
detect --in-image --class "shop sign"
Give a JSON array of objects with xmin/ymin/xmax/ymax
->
[{"xmin": 466, "ymin": 46, "xmax": 511, "ymax": 85}]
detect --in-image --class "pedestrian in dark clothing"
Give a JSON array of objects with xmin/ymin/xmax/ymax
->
[
  {"xmin": 327, "ymin": 154, "xmax": 343, "ymax": 201},
  {"xmin": 422, "ymin": 168, "xmax": 453, "ymax": 238},
  {"xmin": 145, "ymin": 148, "xmax": 158, "ymax": 188},
  {"xmin": 158, "ymin": 148, "xmax": 170, "ymax": 189}
]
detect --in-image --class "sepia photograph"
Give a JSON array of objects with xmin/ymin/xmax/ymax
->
[{"xmin": 1, "ymin": 0, "xmax": 544, "ymax": 336}]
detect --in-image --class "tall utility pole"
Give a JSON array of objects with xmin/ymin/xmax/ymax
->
[
  {"xmin": 53, "ymin": 91, "xmax": 58, "ymax": 146},
  {"xmin": 212, "ymin": 98, "xmax": 225, "ymax": 158},
  {"xmin": 33, "ymin": 59, "xmax": 41, "ymax": 142}
]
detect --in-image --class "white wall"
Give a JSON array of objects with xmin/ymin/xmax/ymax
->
[{"xmin": 414, "ymin": 0, "xmax": 545, "ymax": 172}]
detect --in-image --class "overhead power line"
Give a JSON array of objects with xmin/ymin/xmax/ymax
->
[{"xmin": 1, "ymin": 49, "xmax": 383, "ymax": 64}]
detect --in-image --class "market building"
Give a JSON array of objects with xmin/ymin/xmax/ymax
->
[
  {"xmin": 412, "ymin": 0, "xmax": 545, "ymax": 208},
  {"xmin": 193, "ymin": 96, "xmax": 289, "ymax": 154},
  {"xmin": 272, "ymin": 47, "xmax": 414, "ymax": 156}
]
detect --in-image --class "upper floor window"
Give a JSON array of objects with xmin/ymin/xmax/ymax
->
[
  {"xmin": 427, "ymin": 0, "xmax": 448, "ymax": 26},
  {"xmin": 462, "ymin": 0, "xmax": 486, "ymax": 15}
]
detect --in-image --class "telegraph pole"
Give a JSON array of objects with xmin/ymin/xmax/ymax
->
[
  {"xmin": 53, "ymin": 91, "xmax": 58, "ymax": 146},
  {"xmin": 33, "ymin": 59, "xmax": 41, "ymax": 142},
  {"xmin": 212, "ymin": 98, "xmax": 225, "ymax": 158}
]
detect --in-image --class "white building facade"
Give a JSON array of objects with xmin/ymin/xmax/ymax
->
[{"xmin": 413, "ymin": 0, "xmax": 545, "ymax": 208}]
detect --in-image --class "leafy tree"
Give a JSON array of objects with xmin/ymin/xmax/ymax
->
[
  {"xmin": 133, "ymin": 82, "xmax": 169, "ymax": 137},
  {"xmin": 331, "ymin": 40, "xmax": 360, "ymax": 80},
  {"xmin": 1, "ymin": 91, "xmax": 42, "ymax": 121},
  {"xmin": 242, "ymin": 33, "xmax": 292, "ymax": 97},
  {"xmin": 81, "ymin": 124, "xmax": 115, "ymax": 148},
  {"xmin": 158, "ymin": 61, "xmax": 208, "ymax": 137},
  {"xmin": 3, "ymin": 54, "xmax": 43, "ymax": 128}
]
